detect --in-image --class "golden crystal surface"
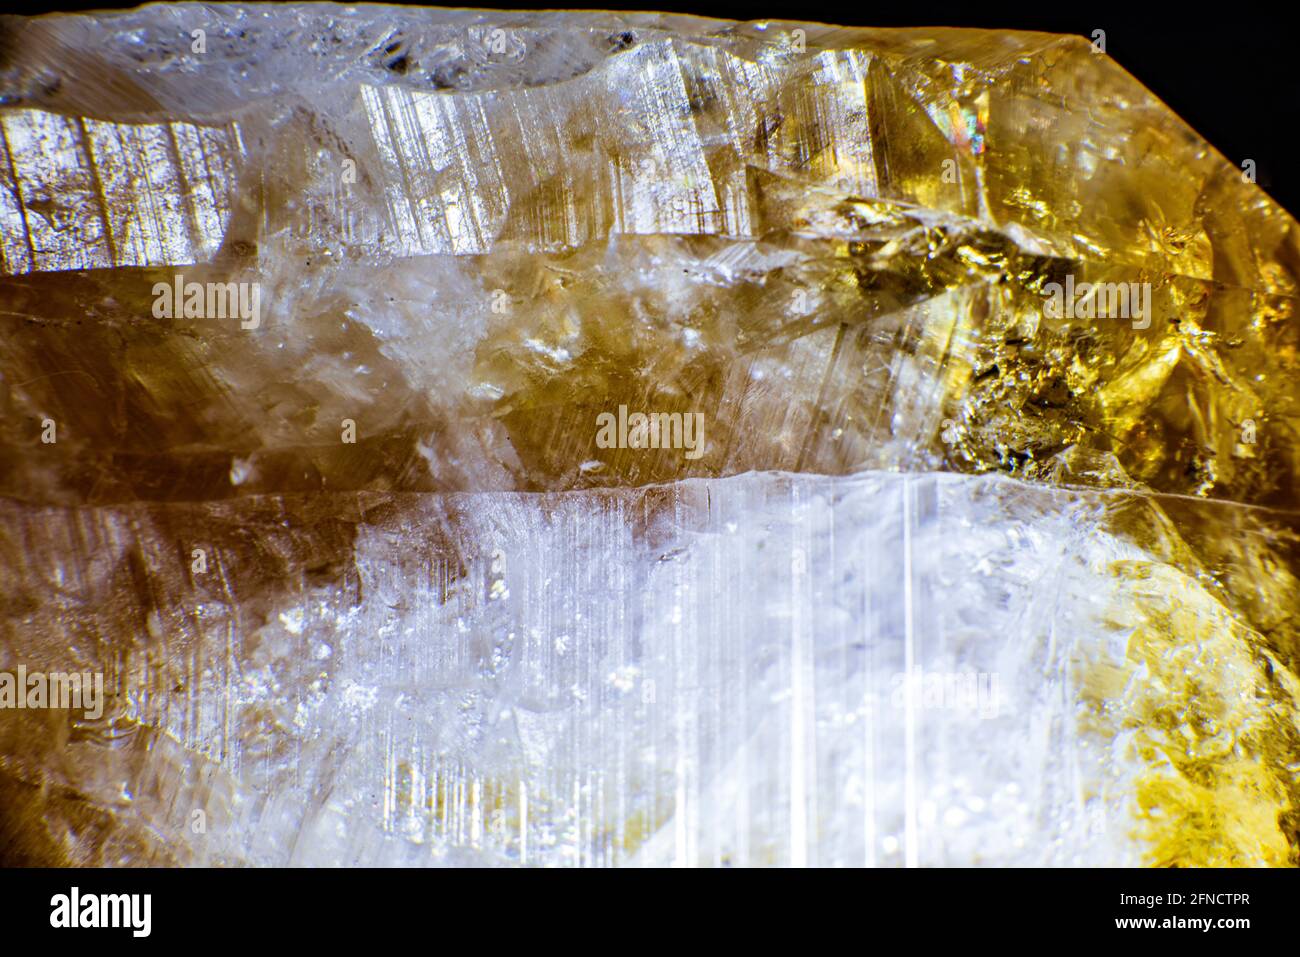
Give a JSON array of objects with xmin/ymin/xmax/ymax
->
[{"xmin": 0, "ymin": 5, "xmax": 1297, "ymax": 867}]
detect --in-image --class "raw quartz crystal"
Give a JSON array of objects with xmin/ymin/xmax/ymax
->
[{"xmin": 0, "ymin": 4, "xmax": 1298, "ymax": 866}]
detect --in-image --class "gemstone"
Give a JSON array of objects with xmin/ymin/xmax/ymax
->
[{"xmin": 0, "ymin": 6, "xmax": 1296, "ymax": 866}]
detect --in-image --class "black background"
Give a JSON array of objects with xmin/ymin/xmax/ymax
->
[{"xmin": 0, "ymin": 865, "xmax": 1288, "ymax": 944}]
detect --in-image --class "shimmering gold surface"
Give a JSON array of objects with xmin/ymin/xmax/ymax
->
[{"xmin": 1, "ymin": 7, "xmax": 1298, "ymax": 866}]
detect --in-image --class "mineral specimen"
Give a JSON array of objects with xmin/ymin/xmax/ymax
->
[{"xmin": 0, "ymin": 4, "xmax": 1297, "ymax": 867}]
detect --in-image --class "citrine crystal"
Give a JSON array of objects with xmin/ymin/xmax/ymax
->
[{"xmin": 0, "ymin": 6, "xmax": 1297, "ymax": 866}]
